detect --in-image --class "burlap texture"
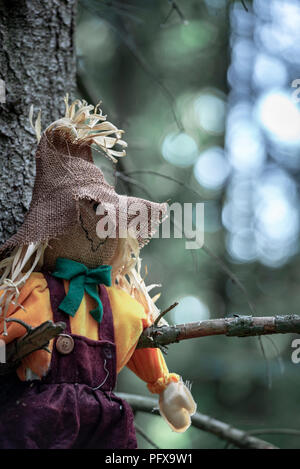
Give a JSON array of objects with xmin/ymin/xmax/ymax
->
[
  {"xmin": 0, "ymin": 127, "xmax": 167, "ymax": 264},
  {"xmin": 43, "ymin": 199, "xmax": 119, "ymax": 270}
]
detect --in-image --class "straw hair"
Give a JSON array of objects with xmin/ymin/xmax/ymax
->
[
  {"xmin": 0, "ymin": 243, "xmax": 46, "ymax": 335},
  {"xmin": 110, "ymin": 235, "xmax": 163, "ymax": 324}
]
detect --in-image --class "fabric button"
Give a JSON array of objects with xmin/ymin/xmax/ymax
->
[{"xmin": 56, "ymin": 335, "xmax": 74, "ymax": 355}]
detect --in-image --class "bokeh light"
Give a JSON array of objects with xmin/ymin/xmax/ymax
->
[
  {"xmin": 194, "ymin": 146, "xmax": 230, "ymax": 190},
  {"xmin": 161, "ymin": 132, "xmax": 199, "ymax": 167},
  {"xmin": 255, "ymin": 91, "xmax": 300, "ymax": 145},
  {"xmin": 76, "ymin": 16, "xmax": 116, "ymax": 64},
  {"xmin": 226, "ymin": 116, "xmax": 266, "ymax": 173},
  {"xmin": 171, "ymin": 296, "xmax": 210, "ymax": 324},
  {"xmin": 226, "ymin": 0, "xmax": 300, "ymax": 267},
  {"xmin": 252, "ymin": 53, "xmax": 288, "ymax": 89},
  {"xmin": 194, "ymin": 92, "xmax": 226, "ymax": 135}
]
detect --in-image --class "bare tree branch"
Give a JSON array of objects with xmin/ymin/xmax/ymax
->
[
  {"xmin": 161, "ymin": 0, "xmax": 188, "ymax": 27},
  {"xmin": 1, "ymin": 314, "xmax": 300, "ymax": 375},
  {"xmin": 116, "ymin": 392, "xmax": 278, "ymax": 449},
  {"xmin": 137, "ymin": 314, "xmax": 300, "ymax": 350},
  {"xmin": 240, "ymin": 0, "xmax": 249, "ymax": 12},
  {"xmin": 134, "ymin": 423, "xmax": 160, "ymax": 449}
]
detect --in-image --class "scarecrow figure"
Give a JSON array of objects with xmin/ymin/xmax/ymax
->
[{"xmin": 0, "ymin": 99, "xmax": 196, "ymax": 449}]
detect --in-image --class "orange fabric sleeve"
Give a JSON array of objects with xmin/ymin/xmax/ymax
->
[
  {"xmin": 106, "ymin": 286, "xmax": 180, "ymax": 394},
  {"xmin": 127, "ymin": 348, "xmax": 180, "ymax": 394},
  {"xmin": 0, "ymin": 273, "xmax": 53, "ymax": 380}
]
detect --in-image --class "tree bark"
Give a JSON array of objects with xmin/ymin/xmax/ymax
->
[
  {"xmin": 0, "ymin": 0, "xmax": 77, "ymax": 245},
  {"xmin": 137, "ymin": 314, "xmax": 300, "ymax": 350}
]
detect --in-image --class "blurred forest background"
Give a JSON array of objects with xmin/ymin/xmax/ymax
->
[{"xmin": 75, "ymin": 0, "xmax": 300, "ymax": 449}]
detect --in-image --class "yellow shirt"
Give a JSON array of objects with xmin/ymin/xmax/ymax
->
[{"xmin": 0, "ymin": 273, "xmax": 179, "ymax": 393}]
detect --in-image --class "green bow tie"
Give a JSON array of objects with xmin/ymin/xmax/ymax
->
[{"xmin": 52, "ymin": 258, "xmax": 112, "ymax": 323}]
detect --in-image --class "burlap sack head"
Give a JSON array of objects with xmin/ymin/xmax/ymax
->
[{"xmin": 0, "ymin": 100, "xmax": 167, "ymax": 270}]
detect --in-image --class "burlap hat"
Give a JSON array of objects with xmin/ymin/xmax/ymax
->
[{"xmin": 0, "ymin": 99, "xmax": 167, "ymax": 262}]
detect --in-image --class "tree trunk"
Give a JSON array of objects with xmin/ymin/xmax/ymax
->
[{"xmin": 0, "ymin": 0, "xmax": 77, "ymax": 245}]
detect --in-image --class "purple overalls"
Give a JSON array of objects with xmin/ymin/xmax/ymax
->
[{"xmin": 0, "ymin": 273, "xmax": 137, "ymax": 449}]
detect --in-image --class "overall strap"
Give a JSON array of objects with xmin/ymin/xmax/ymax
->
[
  {"xmin": 43, "ymin": 271, "xmax": 71, "ymax": 334},
  {"xmin": 97, "ymin": 284, "xmax": 115, "ymax": 344}
]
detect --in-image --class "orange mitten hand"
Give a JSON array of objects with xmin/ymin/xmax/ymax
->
[{"xmin": 158, "ymin": 381, "xmax": 197, "ymax": 433}]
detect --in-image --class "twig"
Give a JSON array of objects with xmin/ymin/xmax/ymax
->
[
  {"xmin": 161, "ymin": 0, "xmax": 187, "ymax": 26},
  {"xmin": 154, "ymin": 302, "xmax": 178, "ymax": 326},
  {"xmin": 114, "ymin": 171, "xmax": 153, "ymax": 199},
  {"xmin": 116, "ymin": 392, "xmax": 277, "ymax": 449},
  {"xmin": 100, "ymin": 1, "xmax": 144, "ymax": 24},
  {"xmin": 202, "ymin": 244, "xmax": 258, "ymax": 316},
  {"xmin": 137, "ymin": 314, "xmax": 300, "ymax": 349},
  {"xmin": 264, "ymin": 335, "xmax": 285, "ymax": 374},
  {"xmin": 123, "ymin": 169, "xmax": 204, "ymax": 201},
  {"xmin": 241, "ymin": 0, "xmax": 249, "ymax": 12},
  {"xmin": 247, "ymin": 428, "xmax": 300, "ymax": 437},
  {"xmin": 258, "ymin": 335, "xmax": 272, "ymax": 389},
  {"xmin": 134, "ymin": 423, "xmax": 160, "ymax": 449}
]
